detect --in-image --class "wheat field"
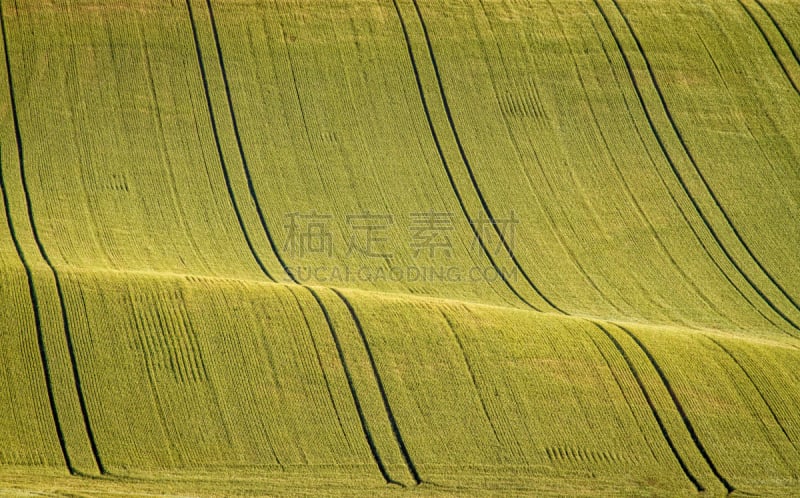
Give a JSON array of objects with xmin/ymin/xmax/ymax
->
[{"xmin": 0, "ymin": 0, "xmax": 799, "ymax": 495}]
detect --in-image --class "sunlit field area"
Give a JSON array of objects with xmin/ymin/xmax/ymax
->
[{"xmin": 1, "ymin": 0, "xmax": 799, "ymax": 495}]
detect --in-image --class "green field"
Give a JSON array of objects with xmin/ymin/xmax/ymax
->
[{"xmin": 1, "ymin": 0, "xmax": 799, "ymax": 495}]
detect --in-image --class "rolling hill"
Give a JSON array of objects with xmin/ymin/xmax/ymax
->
[{"xmin": 1, "ymin": 0, "xmax": 799, "ymax": 495}]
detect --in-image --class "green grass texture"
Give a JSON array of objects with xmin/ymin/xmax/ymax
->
[{"xmin": 1, "ymin": 0, "xmax": 799, "ymax": 495}]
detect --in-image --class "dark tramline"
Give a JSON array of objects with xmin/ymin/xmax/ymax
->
[
  {"xmin": 305, "ymin": 287, "xmax": 400, "ymax": 486},
  {"xmin": 584, "ymin": 10, "xmax": 787, "ymax": 334},
  {"xmin": 592, "ymin": 0, "xmax": 800, "ymax": 336},
  {"xmin": 405, "ymin": 0, "xmax": 563, "ymax": 313},
  {"xmin": 189, "ymin": 0, "xmax": 419, "ymax": 484},
  {"xmin": 0, "ymin": 1, "xmax": 103, "ymax": 476},
  {"xmin": 616, "ymin": 325, "xmax": 735, "ymax": 493},
  {"xmin": 185, "ymin": 0, "xmax": 275, "ymax": 281},
  {"xmin": 737, "ymin": 0, "xmax": 800, "ymax": 97},
  {"xmin": 609, "ymin": 0, "xmax": 800, "ymax": 327},
  {"xmin": 753, "ymin": 0, "xmax": 800, "ymax": 67},
  {"xmin": 331, "ymin": 288, "xmax": 422, "ymax": 485},
  {"xmin": 706, "ymin": 335, "xmax": 800, "ymax": 457},
  {"xmin": 591, "ymin": 323, "xmax": 703, "ymax": 491},
  {"xmin": 389, "ymin": 0, "xmax": 548, "ymax": 313},
  {"xmin": 440, "ymin": 310, "xmax": 504, "ymax": 450},
  {"xmin": 0, "ymin": 151, "xmax": 71, "ymax": 471},
  {"xmin": 203, "ymin": 0, "xmax": 293, "ymax": 281}
]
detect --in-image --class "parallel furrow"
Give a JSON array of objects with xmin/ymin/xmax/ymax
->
[
  {"xmin": 548, "ymin": 1, "xmax": 729, "ymax": 323},
  {"xmin": 388, "ymin": 0, "xmax": 541, "ymax": 312},
  {"xmin": 402, "ymin": 0, "xmax": 561, "ymax": 313},
  {"xmin": 706, "ymin": 336, "xmax": 799, "ymax": 457},
  {"xmin": 591, "ymin": 323, "xmax": 703, "ymax": 491},
  {"xmin": 127, "ymin": 291, "xmax": 182, "ymax": 466},
  {"xmin": 593, "ymin": 0, "xmax": 800, "ymax": 336},
  {"xmin": 614, "ymin": 324, "xmax": 734, "ymax": 493},
  {"xmin": 582, "ymin": 330, "xmax": 658, "ymax": 461},
  {"xmin": 738, "ymin": 0, "xmax": 800, "ymax": 97},
  {"xmin": 0, "ymin": 0, "xmax": 103, "ymax": 476},
  {"xmin": 188, "ymin": 0, "xmax": 419, "ymax": 485}
]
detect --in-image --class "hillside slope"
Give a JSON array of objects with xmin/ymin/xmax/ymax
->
[{"xmin": 1, "ymin": 0, "xmax": 799, "ymax": 495}]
